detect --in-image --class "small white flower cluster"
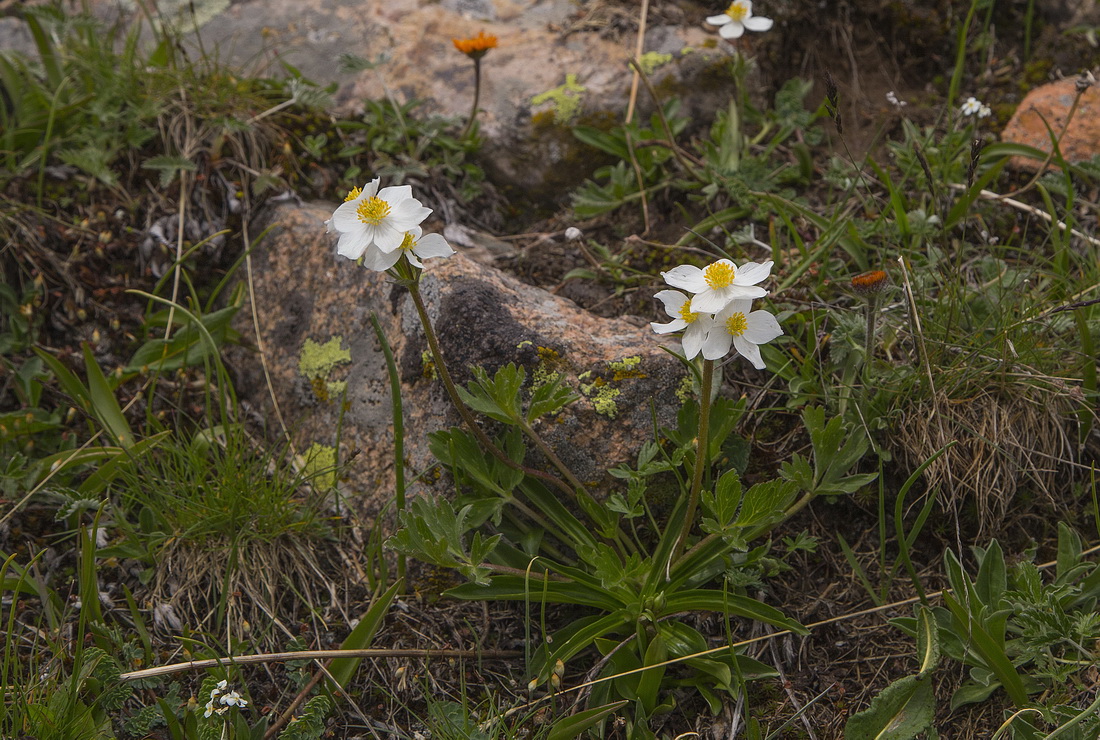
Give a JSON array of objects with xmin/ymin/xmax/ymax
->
[
  {"xmin": 960, "ymin": 96, "xmax": 991, "ymax": 119},
  {"xmin": 327, "ymin": 178, "xmax": 454, "ymax": 272},
  {"xmin": 886, "ymin": 91, "xmax": 907, "ymax": 109},
  {"xmin": 706, "ymin": 0, "xmax": 773, "ymax": 40},
  {"xmin": 651, "ymin": 258, "xmax": 782, "ymax": 368},
  {"xmin": 204, "ymin": 679, "xmax": 248, "ymax": 718}
]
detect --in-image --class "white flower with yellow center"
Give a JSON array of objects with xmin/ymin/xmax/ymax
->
[
  {"xmin": 661, "ymin": 259, "xmax": 772, "ymax": 314},
  {"xmin": 702, "ymin": 299, "xmax": 783, "ymax": 367},
  {"xmin": 359, "ymin": 225, "xmax": 455, "ymax": 272},
  {"xmin": 329, "ymin": 179, "xmax": 432, "ymax": 260},
  {"xmin": 960, "ymin": 96, "xmax": 991, "ymax": 118},
  {"xmin": 706, "ymin": 0, "xmax": 773, "ymax": 39},
  {"xmin": 650, "ymin": 290, "xmax": 714, "ymax": 360}
]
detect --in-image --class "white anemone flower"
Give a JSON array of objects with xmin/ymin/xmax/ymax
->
[
  {"xmin": 650, "ymin": 290, "xmax": 714, "ymax": 360},
  {"xmin": 359, "ymin": 225, "xmax": 455, "ymax": 272},
  {"xmin": 701, "ymin": 299, "xmax": 783, "ymax": 367},
  {"xmin": 661, "ymin": 259, "xmax": 772, "ymax": 314},
  {"xmin": 961, "ymin": 96, "xmax": 991, "ymax": 118},
  {"xmin": 221, "ymin": 690, "xmax": 247, "ymax": 708},
  {"xmin": 706, "ymin": 0, "xmax": 773, "ymax": 40},
  {"xmin": 329, "ymin": 179, "xmax": 432, "ymax": 260}
]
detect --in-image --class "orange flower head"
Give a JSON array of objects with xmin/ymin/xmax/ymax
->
[
  {"xmin": 851, "ymin": 270, "xmax": 890, "ymax": 295},
  {"xmin": 453, "ymin": 30, "xmax": 497, "ymax": 60}
]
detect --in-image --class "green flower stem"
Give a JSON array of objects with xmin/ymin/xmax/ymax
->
[
  {"xmin": 406, "ymin": 282, "xmax": 578, "ymax": 503},
  {"xmin": 459, "ymin": 58, "xmax": 482, "ymax": 140},
  {"xmin": 370, "ymin": 313, "xmax": 406, "ymax": 589},
  {"xmin": 675, "ymin": 359, "xmax": 714, "ymax": 559}
]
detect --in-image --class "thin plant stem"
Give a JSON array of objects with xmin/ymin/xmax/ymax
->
[
  {"xmin": 459, "ymin": 57, "xmax": 482, "ymax": 140},
  {"xmin": 370, "ymin": 313, "xmax": 406, "ymax": 589},
  {"xmin": 675, "ymin": 359, "xmax": 713, "ymax": 559},
  {"xmin": 405, "ymin": 282, "xmax": 577, "ymax": 503}
]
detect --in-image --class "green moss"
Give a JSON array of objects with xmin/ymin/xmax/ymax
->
[
  {"xmin": 531, "ymin": 74, "xmax": 586, "ymax": 125},
  {"xmin": 302, "ymin": 443, "xmax": 336, "ymax": 490}
]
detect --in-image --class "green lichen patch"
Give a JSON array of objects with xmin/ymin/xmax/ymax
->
[
  {"xmin": 421, "ymin": 350, "xmax": 438, "ymax": 380},
  {"xmin": 675, "ymin": 374, "xmax": 694, "ymax": 404},
  {"xmin": 531, "ymin": 74, "xmax": 586, "ymax": 125}
]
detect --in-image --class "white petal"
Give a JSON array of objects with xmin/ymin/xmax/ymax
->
[
  {"xmin": 362, "ymin": 244, "xmax": 402, "ymax": 272},
  {"xmin": 389, "ymin": 197, "xmax": 432, "ymax": 228},
  {"xmin": 702, "ymin": 330, "xmax": 733, "ymax": 360},
  {"xmin": 733, "ymin": 336, "xmax": 765, "ymax": 369},
  {"xmin": 362, "ymin": 178, "xmax": 380, "ymax": 198},
  {"xmin": 373, "ymin": 224, "xmax": 406, "ymax": 253},
  {"xmin": 742, "ymin": 310, "xmax": 783, "ymax": 344},
  {"xmin": 693, "ymin": 286, "xmax": 765, "ymax": 315},
  {"xmin": 661, "ymin": 265, "xmax": 708, "ymax": 292},
  {"xmin": 733, "ymin": 260, "xmax": 773, "ymax": 285},
  {"xmin": 336, "ymin": 230, "xmax": 370, "ymax": 260},
  {"xmin": 743, "ymin": 15, "xmax": 773, "ymax": 31},
  {"xmin": 739, "ymin": 0, "xmax": 753, "ymax": 13},
  {"xmin": 413, "ymin": 233, "xmax": 454, "ymax": 260},
  {"xmin": 716, "ymin": 299, "xmax": 754, "ymax": 321},
  {"xmin": 651, "ymin": 318, "xmax": 688, "ymax": 334},
  {"xmin": 377, "ymin": 184, "xmax": 412, "ymax": 203},
  {"xmin": 720, "ymin": 22, "xmax": 745, "ymax": 39},
  {"xmin": 653, "ymin": 289, "xmax": 689, "ymax": 318},
  {"xmin": 330, "ymin": 200, "xmax": 361, "ymax": 232},
  {"xmin": 404, "ymin": 250, "xmax": 424, "ymax": 268},
  {"xmin": 682, "ymin": 322, "xmax": 709, "ymax": 359},
  {"xmin": 706, "ymin": 13, "xmax": 731, "ymax": 25}
]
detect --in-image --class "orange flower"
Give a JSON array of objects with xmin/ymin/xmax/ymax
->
[
  {"xmin": 851, "ymin": 270, "xmax": 889, "ymax": 295},
  {"xmin": 453, "ymin": 30, "xmax": 497, "ymax": 60}
]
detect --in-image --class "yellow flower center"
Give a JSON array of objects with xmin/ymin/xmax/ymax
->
[
  {"xmin": 356, "ymin": 196, "xmax": 391, "ymax": 226},
  {"xmin": 703, "ymin": 262, "xmax": 736, "ymax": 289},
  {"xmin": 725, "ymin": 312, "xmax": 748, "ymax": 336},
  {"xmin": 678, "ymin": 302, "xmax": 699, "ymax": 324},
  {"xmin": 398, "ymin": 232, "xmax": 416, "ymax": 251},
  {"xmin": 725, "ymin": 1, "xmax": 748, "ymax": 21},
  {"xmin": 343, "ymin": 186, "xmax": 362, "ymax": 202}
]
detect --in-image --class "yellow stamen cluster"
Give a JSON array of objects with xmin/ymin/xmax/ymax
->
[
  {"xmin": 343, "ymin": 186, "xmax": 362, "ymax": 202},
  {"xmin": 725, "ymin": 1, "xmax": 748, "ymax": 21},
  {"xmin": 703, "ymin": 262, "xmax": 736, "ymax": 289},
  {"xmin": 398, "ymin": 232, "xmax": 416, "ymax": 251},
  {"xmin": 678, "ymin": 302, "xmax": 699, "ymax": 324},
  {"xmin": 356, "ymin": 196, "xmax": 391, "ymax": 226},
  {"xmin": 725, "ymin": 312, "xmax": 748, "ymax": 337},
  {"xmin": 453, "ymin": 30, "xmax": 498, "ymax": 59}
]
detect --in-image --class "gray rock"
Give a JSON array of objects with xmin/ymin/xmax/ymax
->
[{"xmin": 234, "ymin": 201, "xmax": 689, "ymax": 516}]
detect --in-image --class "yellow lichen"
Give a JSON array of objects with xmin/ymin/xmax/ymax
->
[
  {"xmin": 675, "ymin": 374, "xmax": 694, "ymax": 404},
  {"xmin": 302, "ymin": 442, "xmax": 336, "ymax": 490},
  {"xmin": 531, "ymin": 74, "xmax": 586, "ymax": 125},
  {"xmin": 421, "ymin": 350, "xmax": 438, "ymax": 380},
  {"xmin": 299, "ymin": 337, "xmax": 351, "ymax": 403},
  {"xmin": 638, "ymin": 51, "xmax": 672, "ymax": 75},
  {"xmin": 609, "ymin": 355, "xmax": 646, "ymax": 382}
]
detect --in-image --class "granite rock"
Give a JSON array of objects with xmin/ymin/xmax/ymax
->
[
  {"xmin": 234, "ymin": 201, "xmax": 689, "ymax": 517},
  {"xmin": 1001, "ymin": 77, "xmax": 1100, "ymax": 172}
]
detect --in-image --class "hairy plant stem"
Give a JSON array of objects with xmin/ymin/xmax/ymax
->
[
  {"xmin": 459, "ymin": 58, "xmax": 482, "ymax": 140},
  {"xmin": 674, "ymin": 359, "xmax": 713, "ymax": 561},
  {"xmin": 370, "ymin": 313, "xmax": 406, "ymax": 589}
]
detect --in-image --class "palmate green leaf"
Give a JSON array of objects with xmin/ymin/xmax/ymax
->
[
  {"xmin": 141, "ymin": 155, "xmax": 197, "ymax": 188},
  {"xmin": 456, "ymin": 364, "xmax": 524, "ymax": 424},
  {"xmin": 429, "ymin": 426, "xmax": 525, "ymax": 502},
  {"xmin": 701, "ymin": 469, "xmax": 743, "ymax": 533},
  {"xmin": 736, "ymin": 479, "xmax": 798, "ymax": 529},
  {"xmin": 526, "ymin": 372, "xmax": 579, "ymax": 422},
  {"xmin": 843, "ymin": 675, "xmax": 935, "ymax": 740}
]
